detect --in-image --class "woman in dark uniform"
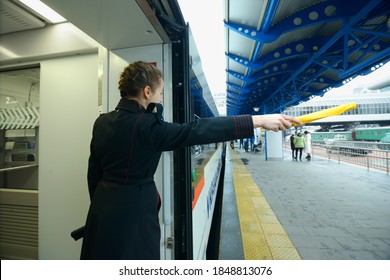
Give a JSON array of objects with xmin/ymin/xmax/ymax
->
[{"xmin": 80, "ymin": 61, "xmax": 301, "ymax": 260}]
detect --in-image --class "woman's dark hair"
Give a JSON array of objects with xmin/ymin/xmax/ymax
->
[{"xmin": 118, "ymin": 61, "xmax": 163, "ymax": 97}]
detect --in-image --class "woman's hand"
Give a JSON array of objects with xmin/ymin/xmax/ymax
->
[{"xmin": 252, "ymin": 114, "xmax": 302, "ymax": 131}]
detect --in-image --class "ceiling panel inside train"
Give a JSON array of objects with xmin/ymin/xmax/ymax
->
[
  {"xmin": 0, "ymin": 0, "xmax": 181, "ymax": 49},
  {"xmin": 224, "ymin": 0, "xmax": 390, "ymax": 115},
  {"xmin": 41, "ymin": 0, "xmax": 166, "ymax": 49}
]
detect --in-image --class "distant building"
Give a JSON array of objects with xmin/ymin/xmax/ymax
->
[
  {"xmin": 213, "ymin": 92, "xmax": 227, "ymax": 116},
  {"xmin": 283, "ymin": 89, "xmax": 390, "ymax": 127}
]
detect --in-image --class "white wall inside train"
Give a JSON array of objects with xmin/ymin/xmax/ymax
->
[
  {"xmin": 265, "ymin": 131, "xmax": 283, "ymax": 159},
  {"xmin": 1, "ymin": 21, "xmax": 173, "ymax": 259},
  {"xmin": 0, "ymin": 21, "xmax": 100, "ymax": 259},
  {"xmin": 39, "ymin": 53, "xmax": 99, "ymax": 259}
]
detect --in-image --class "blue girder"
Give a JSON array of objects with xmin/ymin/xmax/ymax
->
[
  {"xmin": 225, "ymin": 0, "xmax": 354, "ymax": 43},
  {"xmin": 225, "ymin": 0, "xmax": 390, "ymax": 115}
]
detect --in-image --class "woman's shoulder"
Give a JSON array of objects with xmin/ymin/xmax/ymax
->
[{"xmin": 144, "ymin": 103, "xmax": 165, "ymax": 124}]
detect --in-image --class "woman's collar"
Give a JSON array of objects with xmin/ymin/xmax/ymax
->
[{"xmin": 115, "ymin": 98, "xmax": 145, "ymax": 112}]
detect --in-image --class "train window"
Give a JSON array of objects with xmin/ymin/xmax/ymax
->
[{"xmin": 0, "ymin": 68, "xmax": 39, "ymax": 190}]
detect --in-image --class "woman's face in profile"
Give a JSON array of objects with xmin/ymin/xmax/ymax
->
[{"xmin": 149, "ymin": 79, "xmax": 164, "ymax": 105}]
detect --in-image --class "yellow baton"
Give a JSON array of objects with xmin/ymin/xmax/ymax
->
[{"xmin": 295, "ymin": 102, "xmax": 357, "ymax": 126}]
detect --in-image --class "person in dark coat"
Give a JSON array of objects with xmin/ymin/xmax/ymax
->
[
  {"xmin": 290, "ymin": 133, "xmax": 296, "ymax": 160},
  {"xmin": 80, "ymin": 61, "xmax": 301, "ymax": 260}
]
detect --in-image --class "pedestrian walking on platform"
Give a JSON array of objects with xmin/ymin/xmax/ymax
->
[
  {"xmin": 290, "ymin": 133, "xmax": 296, "ymax": 160},
  {"xmin": 293, "ymin": 132, "xmax": 305, "ymax": 161},
  {"xmin": 304, "ymin": 130, "xmax": 312, "ymax": 161}
]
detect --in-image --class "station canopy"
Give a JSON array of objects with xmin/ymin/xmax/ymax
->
[{"xmin": 224, "ymin": 0, "xmax": 390, "ymax": 115}]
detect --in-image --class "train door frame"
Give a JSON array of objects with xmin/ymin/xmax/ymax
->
[
  {"xmin": 171, "ymin": 24, "xmax": 194, "ymax": 260},
  {"xmin": 137, "ymin": 0, "xmax": 194, "ymax": 258}
]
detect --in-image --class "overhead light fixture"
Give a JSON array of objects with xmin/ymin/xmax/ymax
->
[
  {"xmin": 253, "ymin": 107, "xmax": 260, "ymax": 112},
  {"xmin": 18, "ymin": 0, "xmax": 66, "ymax": 23}
]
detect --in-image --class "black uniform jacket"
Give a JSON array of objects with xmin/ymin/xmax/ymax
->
[{"xmin": 80, "ymin": 98, "xmax": 254, "ymax": 260}]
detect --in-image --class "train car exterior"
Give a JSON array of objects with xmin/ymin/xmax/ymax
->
[
  {"xmin": 187, "ymin": 27, "xmax": 223, "ymax": 259},
  {"xmin": 354, "ymin": 127, "xmax": 390, "ymax": 141},
  {"xmin": 311, "ymin": 131, "xmax": 352, "ymax": 143},
  {"xmin": 312, "ymin": 127, "xmax": 390, "ymax": 143}
]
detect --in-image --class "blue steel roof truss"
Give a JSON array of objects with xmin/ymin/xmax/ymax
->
[{"xmin": 225, "ymin": 0, "xmax": 390, "ymax": 115}]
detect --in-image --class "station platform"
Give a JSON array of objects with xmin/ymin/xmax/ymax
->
[{"xmin": 219, "ymin": 145, "xmax": 390, "ymax": 260}]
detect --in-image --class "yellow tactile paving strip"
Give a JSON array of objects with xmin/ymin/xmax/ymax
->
[{"xmin": 230, "ymin": 149, "xmax": 301, "ymax": 260}]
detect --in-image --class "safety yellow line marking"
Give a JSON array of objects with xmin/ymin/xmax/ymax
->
[{"xmin": 230, "ymin": 149, "xmax": 301, "ymax": 260}]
